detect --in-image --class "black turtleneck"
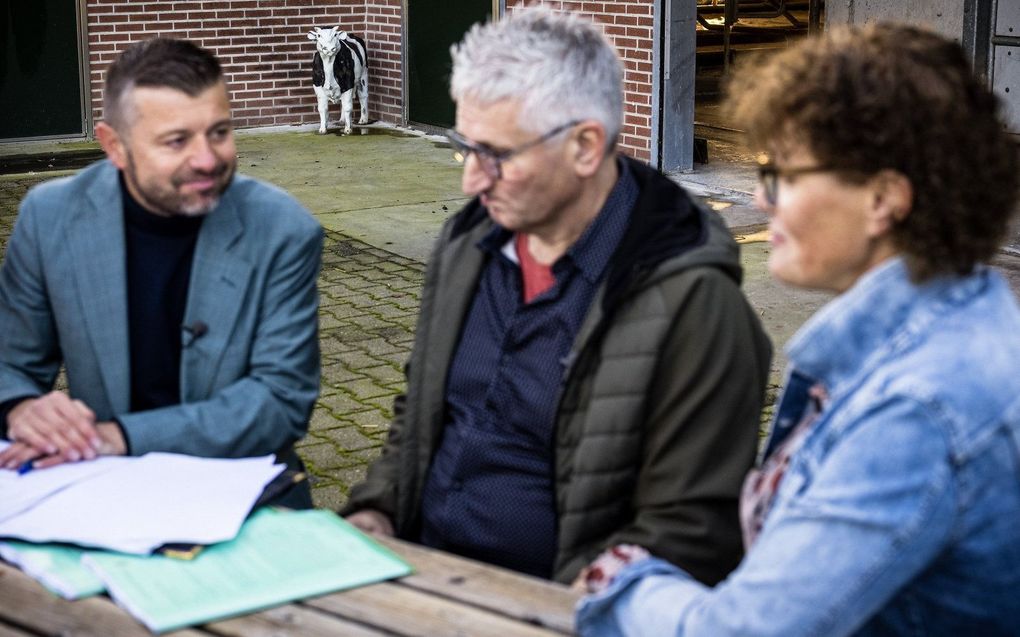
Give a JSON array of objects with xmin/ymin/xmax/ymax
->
[{"xmin": 121, "ymin": 176, "xmax": 204, "ymax": 414}]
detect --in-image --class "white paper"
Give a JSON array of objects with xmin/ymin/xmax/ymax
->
[
  {"xmin": 0, "ymin": 440, "xmax": 131, "ymax": 523},
  {"xmin": 0, "ymin": 452, "xmax": 283, "ymax": 554}
]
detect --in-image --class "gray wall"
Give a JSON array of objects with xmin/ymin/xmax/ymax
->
[{"xmin": 826, "ymin": 0, "xmax": 964, "ymax": 42}]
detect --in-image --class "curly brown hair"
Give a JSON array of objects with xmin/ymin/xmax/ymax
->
[{"xmin": 724, "ymin": 23, "xmax": 1019, "ymax": 281}]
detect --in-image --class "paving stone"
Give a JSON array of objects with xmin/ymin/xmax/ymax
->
[
  {"xmin": 317, "ymin": 391, "xmax": 375, "ymax": 418},
  {"xmin": 341, "ymin": 408, "xmax": 393, "ymax": 431},
  {"xmin": 335, "ymin": 348, "xmax": 390, "ymax": 371},
  {"xmin": 318, "ymin": 361, "xmax": 364, "ymax": 385},
  {"xmin": 339, "ymin": 377, "xmax": 398, "ymax": 401},
  {"xmin": 359, "ymin": 364, "xmax": 405, "ymax": 386},
  {"xmin": 318, "ymin": 312, "xmax": 344, "ymax": 330},
  {"xmin": 308, "ymin": 409, "xmax": 347, "ymax": 433},
  {"xmin": 369, "ymin": 302, "xmax": 419, "ymax": 321},
  {"xmin": 354, "ymin": 335, "xmax": 410, "ymax": 358},
  {"xmin": 345, "ymin": 313, "xmax": 402, "ymax": 333},
  {"xmin": 310, "ymin": 426, "xmax": 384, "ymax": 453},
  {"xmin": 319, "ymin": 335, "xmax": 361, "ymax": 358},
  {"xmin": 297, "ymin": 441, "xmax": 352, "ymax": 471}
]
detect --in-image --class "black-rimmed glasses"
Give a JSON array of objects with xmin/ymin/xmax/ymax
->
[
  {"xmin": 758, "ymin": 164, "xmax": 839, "ymax": 206},
  {"xmin": 445, "ymin": 120, "xmax": 581, "ymax": 180}
]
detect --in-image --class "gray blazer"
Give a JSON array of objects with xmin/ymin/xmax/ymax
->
[{"xmin": 0, "ymin": 160, "xmax": 322, "ymax": 457}]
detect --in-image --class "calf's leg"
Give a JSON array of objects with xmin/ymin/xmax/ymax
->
[
  {"xmin": 341, "ymin": 90, "xmax": 354, "ymax": 134},
  {"xmin": 315, "ymin": 90, "xmax": 330, "ymax": 134},
  {"xmin": 357, "ymin": 73, "xmax": 369, "ymax": 125}
]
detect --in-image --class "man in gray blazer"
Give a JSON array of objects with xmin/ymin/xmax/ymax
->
[{"xmin": 0, "ymin": 38, "xmax": 322, "ymax": 502}]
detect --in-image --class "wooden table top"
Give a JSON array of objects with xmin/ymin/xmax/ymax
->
[{"xmin": 0, "ymin": 535, "xmax": 581, "ymax": 636}]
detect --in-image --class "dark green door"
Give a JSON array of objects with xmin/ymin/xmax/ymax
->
[
  {"xmin": 0, "ymin": 0, "xmax": 84, "ymax": 139},
  {"xmin": 407, "ymin": 1, "xmax": 496, "ymax": 129}
]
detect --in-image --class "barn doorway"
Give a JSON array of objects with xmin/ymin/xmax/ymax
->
[
  {"xmin": 405, "ymin": 0, "xmax": 499, "ymax": 132},
  {"xmin": 0, "ymin": 0, "xmax": 88, "ymax": 140}
]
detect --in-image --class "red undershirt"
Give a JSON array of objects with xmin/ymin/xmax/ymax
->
[{"xmin": 515, "ymin": 233, "xmax": 556, "ymax": 303}]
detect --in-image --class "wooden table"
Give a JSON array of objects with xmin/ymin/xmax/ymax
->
[{"xmin": 0, "ymin": 536, "xmax": 581, "ymax": 636}]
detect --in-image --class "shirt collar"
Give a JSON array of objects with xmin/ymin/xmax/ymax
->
[
  {"xmin": 120, "ymin": 172, "xmax": 204, "ymax": 236},
  {"xmin": 477, "ymin": 157, "xmax": 637, "ymax": 285}
]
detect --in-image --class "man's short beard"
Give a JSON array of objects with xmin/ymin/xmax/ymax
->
[{"xmin": 124, "ymin": 150, "xmax": 235, "ymax": 217}]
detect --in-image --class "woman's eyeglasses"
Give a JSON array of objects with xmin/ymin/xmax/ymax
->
[{"xmin": 757, "ymin": 164, "xmax": 838, "ymax": 205}]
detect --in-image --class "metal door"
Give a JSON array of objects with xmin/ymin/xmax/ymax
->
[
  {"xmin": 992, "ymin": 0, "xmax": 1020, "ymax": 136},
  {"xmin": 0, "ymin": 0, "xmax": 87, "ymax": 140},
  {"xmin": 406, "ymin": 0, "xmax": 498, "ymax": 131}
]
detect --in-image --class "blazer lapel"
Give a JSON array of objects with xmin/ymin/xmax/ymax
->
[
  {"xmin": 70, "ymin": 164, "xmax": 131, "ymax": 414},
  {"xmin": 179, "ymin": 193, "xmax": 251, "ymax": 401}
]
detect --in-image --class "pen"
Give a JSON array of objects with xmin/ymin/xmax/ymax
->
[{"xmin": 17, "ymin": 460, "xmax": 34, "ymax": 475}]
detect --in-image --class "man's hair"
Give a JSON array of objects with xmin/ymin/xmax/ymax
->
[
  {"xmin": 449, "ymin": 8, "xmax": 623, "ymax": 149},
  {"xmin": 103, "ymin": 38, "xmax": 223, "ymax": 130},
  {"xmin": 725, "ymin": 23, "xmax": 1019, "ymax": 282}
]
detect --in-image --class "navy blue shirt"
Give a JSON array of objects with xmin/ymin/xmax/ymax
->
[
  {"xmin": 122, "ymin": 178, "xmax": 203, "ymax": 415},
  {"xmin": 420, "ymin": 159, "xmax": 638, "ymax": 577}
]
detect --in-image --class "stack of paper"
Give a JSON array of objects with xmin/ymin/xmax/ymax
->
[
  {"xmin": 0, "ymin": 447, "xmax": 283, "ymax": 554},
  {"xmin": 0, "ymin": 449, "xmax": 130, "ymax": 523}
]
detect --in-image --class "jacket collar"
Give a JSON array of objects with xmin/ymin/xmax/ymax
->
[
  {"xmin": 449, "ymin": 155, "xmax": 710, "ymax": 311},
  {"xmin": 786, "ymin": 256, "xmax": 990, "ymax": 392}
]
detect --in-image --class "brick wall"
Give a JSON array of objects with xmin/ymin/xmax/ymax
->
[
  {"xmin": 84, "ymin": 0, "xmax": 383, "ymax": 130},
  {"xmin": 363, "ymin": 1, "xmax": 403, "ymax": 124},
  {"xmin": 505, "ymin": 1, "xmax": 654, "ymax": 162},
  {"xmin": 81, "ymin": 1, "xmax": 654, "ymax": 160}
]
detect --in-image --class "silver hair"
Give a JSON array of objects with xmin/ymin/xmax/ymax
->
[{"xmin": 449, "ymin": 7, "xmax": 624, "ymax": 149}]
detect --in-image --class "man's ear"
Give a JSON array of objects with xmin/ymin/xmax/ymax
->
[
  {"xmin": 95, "ymin": 121, "xmax": 128, "ymax": 170},
  {"xmin": 570, "ymin": 121, "xmax": 609, "ymax": 178},
  {"xmin": 866, "ymin": 170, "xmax": 913, "ymax": 237}
]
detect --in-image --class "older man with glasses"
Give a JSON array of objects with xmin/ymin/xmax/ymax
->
[{"xmin": 342, "ymin": 8, "xmax": 772, "ymax": 587}]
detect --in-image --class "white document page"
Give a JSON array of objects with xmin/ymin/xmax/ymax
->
[
  {"xmin": 0, "ymin": 441, "xmax": 131, "ymax": 523},
  {"xmin": 0, "ymin": 452, "xmax": 283, "ymax": 554}
]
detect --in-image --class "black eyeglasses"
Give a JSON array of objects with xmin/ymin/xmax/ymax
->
[
  {"xmin": 758, "ymin": 163, "xmax": 838, "ymax": 206},
  {"xmin": 445, "ymin": 120, "xmax": 581, "ymax": 180}
]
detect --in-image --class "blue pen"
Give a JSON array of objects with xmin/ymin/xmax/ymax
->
[{"xmin": 17, "ymin": 460, "xmax": 34, "ymax": 475}]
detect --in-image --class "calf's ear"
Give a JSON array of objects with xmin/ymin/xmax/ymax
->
[{"xmin": 307, "ymin": 29, "xmax": 318, "ymax": 40}]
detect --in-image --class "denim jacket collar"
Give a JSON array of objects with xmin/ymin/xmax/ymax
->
[{"xmin": 785, "ymin": 256, "xmax": 989, "ymax": 393}]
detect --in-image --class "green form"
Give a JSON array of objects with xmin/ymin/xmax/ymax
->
[
  {"xmin": 83, "ymin": 508, "xmax": 413, "ymax": 633},
  {"xmin": 0, "ymin": 541, "xmax": 105, "ymax": 599}
]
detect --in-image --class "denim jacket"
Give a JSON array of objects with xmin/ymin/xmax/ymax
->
[{"xmin": 577, "ymin": 257, "xmax": 1020, "ymax": 637}]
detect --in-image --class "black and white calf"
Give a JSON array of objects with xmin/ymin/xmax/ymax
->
[{"xmin": 308, "ymin": 26, "xmax": 368, "ymax": 134}]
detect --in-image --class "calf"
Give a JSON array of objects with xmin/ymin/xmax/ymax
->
[{"xmin": 308, "ymin": 26, "xmax": 369, "ymax": 134}]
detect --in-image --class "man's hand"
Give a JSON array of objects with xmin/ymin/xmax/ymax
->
[
  {"xmin": 0, "ymin": 441, "xmax": 41, "ymax": 470},
  {"xmin": 1, "ymin": 421, "xmax": 127, "ymax": 471},
  {"xmin": 346, "ymin": 509, "xmax": 395, "ymax": 537},
  {"xmin": 1, "ymin": 392, "xmax": 100, "ymax": 468},
  {"xmin": 95, "ymin": 422, "xmax": 127, "ymax": 455}
]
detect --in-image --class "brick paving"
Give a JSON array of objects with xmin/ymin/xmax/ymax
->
[{"xmin": 0, "ymin": 173, "xmax": 420, "ymax": 511}]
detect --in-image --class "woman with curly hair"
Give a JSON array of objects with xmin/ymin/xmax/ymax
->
[{"xmin": 575, "ymin": 23, "xmax": 1020, "ymax": 636}]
